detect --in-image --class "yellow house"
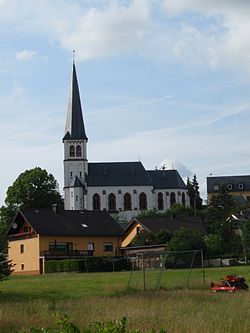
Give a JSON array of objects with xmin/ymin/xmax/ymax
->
[{"xmin": 7, "ymin": 207, "xmax": 124, "ymax": 275}]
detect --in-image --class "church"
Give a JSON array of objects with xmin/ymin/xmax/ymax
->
[{"xmin": 63, "ymin": 63, "xmax": 189, "ymax": 220}]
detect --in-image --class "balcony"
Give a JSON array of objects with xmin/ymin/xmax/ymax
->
[{"xmin": 40, "ymin": 249, "xmax": 93, "ymax": 259}]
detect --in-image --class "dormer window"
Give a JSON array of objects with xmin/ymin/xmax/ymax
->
[
  {"xmin": 70, "ymin": 145, "xmax": 75, "ymax": 157},
  {"xmin": 238, "ymin": 183, "xmax": 244, "ymax": 190},
  {"xmin": 227, "ymin": 183, "xmax": 233, "ymax": 190},
  {"xmin": 76, "ymin": 145, "xmax": 81, "ymax": 157}
]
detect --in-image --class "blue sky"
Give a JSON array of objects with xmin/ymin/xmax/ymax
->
[{"xmin": 1, "ymin": 0, "xmax": 250, "ymax": 205}]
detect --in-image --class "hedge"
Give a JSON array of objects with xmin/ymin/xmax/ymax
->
[{"xmin": 44, "ymin": 256, "xmax": 130, "ymax": 273}]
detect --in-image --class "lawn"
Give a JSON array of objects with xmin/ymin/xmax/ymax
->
[{"xmin": 0, "ymin": 266, "xmax": 250, "ymax": 332}]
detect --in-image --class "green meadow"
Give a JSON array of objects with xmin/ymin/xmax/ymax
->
[{"xmin": 0, "ymin": 266, "xmax": 250, "ymax": 333}]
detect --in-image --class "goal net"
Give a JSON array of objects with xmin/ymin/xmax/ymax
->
[{"xmin": 127, "ymin": 249, "xmax": 205, "ymax": 291}]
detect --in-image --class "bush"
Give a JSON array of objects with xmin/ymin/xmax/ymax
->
[
  {"xmin": 19, "ymin": 314, "xmax": 166, "ymax": 333},
  {"xmin": 44, "ymin": 257, "xmax": 129, "ymax": 274}
]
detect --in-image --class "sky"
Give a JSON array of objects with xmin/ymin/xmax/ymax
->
[{"xmin": 1, "ymin": 0, "xmax": 250, "ymax": 206}]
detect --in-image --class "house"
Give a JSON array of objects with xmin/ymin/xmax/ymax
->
[
  {"xmin": 207, "ymin": 175, "xmax": 250, "ymax": 206},
  {"xmin": 62, "ymin": 62, "xmax": 189, "ymax": 219},
  {"xmin": 7, "ymin": 207, "xmax": 124, "ymax": 275},
  {"xmin": 121, "ymin": 215, "xmax": 206, "ymax": 247}
]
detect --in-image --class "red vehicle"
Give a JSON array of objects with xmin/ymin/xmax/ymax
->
[{"xmin": 211, "ymin": 274, "xmax": 248, "ymax": 293}]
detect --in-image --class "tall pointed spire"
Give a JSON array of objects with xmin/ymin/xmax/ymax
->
[{"xmin": 63, "ymin": 62, "xmax": 88, "ymax": 141}]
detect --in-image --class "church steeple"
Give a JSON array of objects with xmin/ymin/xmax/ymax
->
[{"xmin": 63, "ymin": 63, "xmax": 88, "ymax": 141}]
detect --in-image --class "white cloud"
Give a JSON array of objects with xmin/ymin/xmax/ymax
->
[{"xmin": 16, "ymin": 50, "xmax": 36, "ymax": 61}]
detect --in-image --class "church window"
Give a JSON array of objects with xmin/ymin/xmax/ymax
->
[
  {"xmin": 182, "ymin": 192, "xmax": 186, "ymax": 206},
  {"xmin": 70, "ymin": 172, "xmax": 73, "ymax": 179},
  {"xmin": 158, "ymin": 192, "xmax": 164, "ymax": 210},
  {"xmin": 70, "ymin": 145, "xmax": 75, "ymax": 157},
  {"xmin": 76, "ymin": 145, "xmax": 81, "ymax": 157},
  {"xmin": 93, "ymin": 193, "xmax": 101, "ymax": 210},
  {"xmin": 124, "ymin": 193, "xmax": 132, "ymax": 211},
  {"xmin": 76, "ymin": 195, "xmax": 78, "ymax": 201},
  {"xmin": 139, "ymin": 192, "xmax": 147, "ymax": 210},
  {"xmin": 108, "ymin": 193, "xmax": 116, "ymax": 211},
  {"xmin": 79, "ymin": 171, "xmax": 82, "ymax": 178},
  {"xmin": 170, "ymin": 192, "xmax": 176, "ymax": 206}
]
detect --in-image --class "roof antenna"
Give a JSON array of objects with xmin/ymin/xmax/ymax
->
[{"xmin": 73, "ymin": 50, "xmax": 76, "ymax": 64}]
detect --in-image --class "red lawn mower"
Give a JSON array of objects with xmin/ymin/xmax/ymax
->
[{"xmin": 211, "ymin": 274, "xmax": 248, "ymax": 293}]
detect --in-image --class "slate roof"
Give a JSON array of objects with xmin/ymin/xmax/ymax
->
[
  {"xmin": 87, "ymin": 162, "xmax": 153, "ymax": 187},
  {"xmin": 8, "ymin": 209, "xmax": 124, "ymax": 237},
  {"xmin": 126, "ymin": 216, "xmax": 206, "ymax": 235},
  {"xmin": 207, "ymin": 175, "xmax": 250, "ymax": 193},
  {"xmin": 147, "ymin": 169, "xmax": 187, "ymax": 189},
  {"xmin": 63, "ymin": 63, "xmax": 88, "ymax": 141}
]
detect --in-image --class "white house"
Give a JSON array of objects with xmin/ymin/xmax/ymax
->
[{"xmin": 63, "ymin": 63, "xmax": 190, "ymax": 219}]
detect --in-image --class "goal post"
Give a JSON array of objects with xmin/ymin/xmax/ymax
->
[{"xmin": 127, "ymin": 249, "xmax": 205, "ymax": 291}]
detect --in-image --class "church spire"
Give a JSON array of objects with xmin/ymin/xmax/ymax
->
[{"xmin": 63, "ymin": 62, "xmax": 88, "ymax": 141}]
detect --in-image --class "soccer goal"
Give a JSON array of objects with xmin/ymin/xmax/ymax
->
[{"xmin": 127, "ymin": 249, "xmax": 205, "ymax": 291}]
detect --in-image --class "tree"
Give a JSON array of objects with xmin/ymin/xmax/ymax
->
[
  {"xmin": 5, "ymin": 167, "xmax": 63, "ymax": 210},
  {"xmin": 187, "ymin": 175, "xmax": 203, "ymax": 213},
  {"xmin": 242, "ymin": 219, "xmax": 250, "ymax": 258},
  {"xmin": 166, "ymin": 227, "xmax": 205, "ymax": 252},
  {"xmin": 0, "ymin": 167, "xmax": 63, "ymax": 235}
]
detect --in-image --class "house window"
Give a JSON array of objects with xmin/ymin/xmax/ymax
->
[
  {"xmin": 108, "ymin": 193, "xmax": 116, "ymax": 211},
  {"xmin": 139, "ymin": 192, "xmax": 147, "ymax": 210},
  {"xmin": 103, "ymin": 242, "xmax": 113, "ymax": 252},
  {"xmin": 124, "ymin": 193, "xmax": 132, "ymax": 211},
  {"xmin": 227, "ymin": 183, "xmax": 233, "ymax": 190},
  {"xmin": 88, "ymin": 242, "xmax": 94, "ymax": 252},
  {"xmin": 170, "ymin": 192, "xmax": 176, "ymax": 206},
  {"xmin": 21, "ymin": 264, "xmax": 24, "ymax": 270},
  {"xmin": 20, "ymin": 244, "xmax": 24, "ymax": 253},
  {"xmin": 76, "ymin": 145, "xmax": 81, "ymax": 157},
  {"xmin": 158, "ymin": 192, "xmax": 164, "ymax": 210},
  {"xmin": 93, "ymin": 193, "xmax": 101, "ymax": 210},
  {"xmin": 136, "ymin": 226, "xmax": 141, "ymax": 235},
  {"xmin": 213, "ymin": 185, "xmax": 219, "ymax": 191},
  {"xmin": 182, "ymin": 192, "xmax": 186, "ymax": 206},
  {"xmin": 49, "ymin": 242, "xmax": 73, "ymax": 252},
  {"xmin": 238, "ymin": 183, "xmax": 244, "ymax": 190},
  {"xmin": 70, "ymin": 145, "xmax": 75, "ymax": 157}
]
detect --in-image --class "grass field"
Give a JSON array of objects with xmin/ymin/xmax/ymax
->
[{"xmin": 0, "ymin": 266, "xmax": 250, "ymax": 332}]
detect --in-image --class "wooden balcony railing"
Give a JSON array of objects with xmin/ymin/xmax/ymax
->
[{"xmin": 40, "ymin": 249, "xmax": 93, "ymax": 258}]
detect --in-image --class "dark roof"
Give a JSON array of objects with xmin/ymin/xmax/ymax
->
[
  {"xmin": 126, "ymin": 216, "xmax": 206, "ymax": 235},
  {"xmin": 88, "ymin": 162, "xmax": 153, "ymax": 187},
  {"xmin": 63, "ymin": 63, "xmax": 88, "ymax": 141},
  {"xmin": 8, "ymin": 208, "xmax": 124, "ymax": 237},
  {"xmin": 207, "ymin": 175, "xmax": 250, "ymax": 193},
  {"xmin": 147, "ymin": 169, "xmax": 187, "ymax": 189}
]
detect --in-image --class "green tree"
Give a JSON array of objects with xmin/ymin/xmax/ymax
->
[
  {"xmin": 203, "ymin": 234, "xmax": 224, "ymax": 258},
  {"xmin": 242, "ymin": 219, "xmax": 250, "ymax": 258},
  {"xmin": 187, "ymin": 175, "xmax": 203, "ymax": 213},
  {"xmin": 166, "ymin": 227, "xmax": 205, "ymax": 252},
  {"xmin": 131, "ymin": 230, "xmax": 156, "ymax": 246},
  {"xmin": 0, "ymin": 167, "xmax": 63, "ymax": 234}
]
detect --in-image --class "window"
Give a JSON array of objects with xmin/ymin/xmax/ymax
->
[
  {"xmin": 76, "ymin": 145, "xmax": 81, "ymax": 157},
  {"xmin": 108, "ymin": 193, "xmax": 116, "ymax": 211},
  {"xmin": 136, "ymin": 226, "xmax": 141, "ymax": 235},
  {"xmin": 213, "ymin": 185, "xmax": 219, "ymax": 191},
  {"xmin": 139, "ymin": 192, "xmax": 147, "ymax": 210},
  {"xmin": 124, "ymin": 193, "xmax": 132, "ymax": 210},
  {"xmin": 93, "ymin": 193, "xmax": 101, "ymax": 210},
  {"xmin": 49, "ymin": 242, "xmax": 73, "ymax": 252},
  {"xmin": 69, "ymin": 145, "xmax": 75, "ymax": 157},
  {"xmin": 70, "ymin": 171, "xmax": 73, "ymax": 179},
  {"xmin": 76, "ymin": 195, "xmax": 78, "ymax": 201},
  {"xmin": 133, "ymin": 189, "xmax": 137, "ymax": 194},
  {"xmin": 79, "ymin": 171, "xmax": 82, "ymax": 178},
  {"xmin": 239, "ymin": 183, "xmax": 244, "ymax": 190},
  {"xmin": 20, "ymin": 244, "xmax": 24, "ymax": 253},
  {"xmin": 158, "ymin": 192, "xmax": 164, "ymax": 210},
  {"xmin": 103, "ymin": 242, "xmax": 113, "ymax": 252},
  {"xmin": 182, "ymin": 192, "xmax": 186, "ymax": 206},
  {"xmin": 21, "ymin": 264, "xmax": 24, "ymax": 270},
  {"xmin": 227, "ymin": 183, "xmax": 233, "ymax": 190},
  {"xmin": 88, "ymin": 242, "xmax": 94, "ymax": 251},
  {"xmin": 170, "ymin": 192, "xmax": 176, "ymax": 206}
]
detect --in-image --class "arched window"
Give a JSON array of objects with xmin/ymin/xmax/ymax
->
[
  {"xmin": 158, "ymin": 192, "xmax": 164, "ymax": 210},
  {"xmin": 70, "ymin": 145, "xmax": 75, "ymax": 157},
  {"xmin": 182, "ymin": 192, "xmax": 186, "ymax": 206},
  {"xmin": 170, "ymin": 192, "xmax": 176, "ymax": 206},
  {"xmin": 76, "ymin": 145, "xmax": 82, "ymax": 157},
  {"xmin": 108, "ymin": 193, "xmax": 116, "ymax": 211},
  {"xmin": 139, "ymin": 192, "xmax": 147, "ymax": 210},
  {"xmin": 124, "ymin": 193, "xmax": 132, "ymax": 211},
  {"xmin": 93, "ymin": 193, "xmax": 101, "ymax": 210}
]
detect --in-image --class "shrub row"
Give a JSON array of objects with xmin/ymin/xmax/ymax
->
[{"xmin": 45, "ymin": 256, "xmax": 130, "ymax": 273}]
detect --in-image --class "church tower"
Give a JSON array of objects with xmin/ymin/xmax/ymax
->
[{"xmin": 63, "ymin": 62, "xmax": 88, "ymax": 210}]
